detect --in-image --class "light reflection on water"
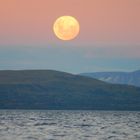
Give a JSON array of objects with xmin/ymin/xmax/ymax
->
[{"xmin": 0, "ymin": 110, "xmax": 140, "ymax": 140}]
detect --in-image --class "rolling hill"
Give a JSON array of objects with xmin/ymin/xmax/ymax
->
[
  {"xmin": 80, "ymin": 70, "xmax": 140, "ymax": 87},
  {"xmin": 0, "ymin": 70, "xmax": 140, "ymax": 110}
]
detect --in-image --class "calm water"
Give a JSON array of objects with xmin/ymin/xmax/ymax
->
[{"xmin": 0, "ymin": 110, "xmax": 140, "ymax": 140}]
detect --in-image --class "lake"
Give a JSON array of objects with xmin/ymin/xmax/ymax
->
[{"xmin": 0, "ymin": 110, "xmax": 140, "ymax": 140}]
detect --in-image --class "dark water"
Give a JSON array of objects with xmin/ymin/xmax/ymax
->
[{"xmin": 0, "ymin": 110, "xmax": 140, "ymax": 140}]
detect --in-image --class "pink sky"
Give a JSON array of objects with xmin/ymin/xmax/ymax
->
[{"xmin": 0, "ymin": 0, "xmax": 140, "ymax": 45}]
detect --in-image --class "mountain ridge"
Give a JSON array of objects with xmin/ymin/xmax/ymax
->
[
  {"xmin": 79, "ymin": 70, "xmax": 140, "ymax": 87},
  {"xmin": 0, "ymin": 70, "xmax": 140, "ymax": 110}
]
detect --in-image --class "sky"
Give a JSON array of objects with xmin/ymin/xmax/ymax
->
[{"xmin": 0, "ymin": 0, "xmax": 140, "ymax": 73}]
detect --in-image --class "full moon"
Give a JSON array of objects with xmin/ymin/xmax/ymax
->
[{"xmin": 53, "ymin": 16, "xmax": 80, "ymax": 41}]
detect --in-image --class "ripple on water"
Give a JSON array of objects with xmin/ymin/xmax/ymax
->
[{"xmin": 0, "ymin": 110, "xmax": 140, "ymax": 140}]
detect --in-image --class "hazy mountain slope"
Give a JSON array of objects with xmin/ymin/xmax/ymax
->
[
  {"xmin": 80, "ymin": 70, "xmax": 140, "ymax": 87},
  {"xmin": 0, "ymin": 70, "xmax": 140, "ymax": 110}
]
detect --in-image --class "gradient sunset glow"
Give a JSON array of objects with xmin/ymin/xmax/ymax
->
[{"xmin": 0, "ymin": 0, "xmax": 140, "ymax": 73}]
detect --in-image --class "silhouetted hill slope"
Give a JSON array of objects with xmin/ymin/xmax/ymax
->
[
  {"xmin": 80, "ymin": 70, "xmax": 140, "ymax": 87},
  {"xmin": 0, "ymin": 70, "xmax": 140, "ymax": 110}
]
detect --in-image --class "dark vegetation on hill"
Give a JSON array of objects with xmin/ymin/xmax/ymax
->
[{"xmin": 0, "ymin": 70, "xmax": 140, "ymax": 110}]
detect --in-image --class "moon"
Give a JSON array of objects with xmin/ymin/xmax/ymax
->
[{"xmin": 53, "ymin": 16, "xmax": 80, "ymax": 41}]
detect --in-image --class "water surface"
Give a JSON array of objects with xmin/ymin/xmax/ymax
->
[{"xmin": 0, "ymin": 110, "xmax": 140, "ymax": 140}]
